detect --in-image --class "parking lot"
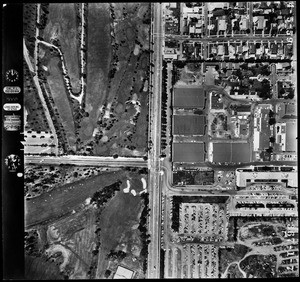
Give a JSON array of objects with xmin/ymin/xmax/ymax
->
[
  {"xmin": 179, "ymin": 203, "xmax": 227, "ymax": 242},
  {"xmin": 165, "ymin": 244, "xmax": 219, "ymax": 278}
]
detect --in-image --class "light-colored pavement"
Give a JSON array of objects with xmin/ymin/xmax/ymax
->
[
  {"xmin": 147, "ymin": 2, "xmax": 164, "ymax": 279},
  {"xmin": 24, "ymin": 155, "xmax": 148, "ymax": 168}
]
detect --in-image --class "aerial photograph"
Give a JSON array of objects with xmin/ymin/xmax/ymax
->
[{"xmin": 23, "ymin": 2, "xmax": 298, "ymax": 279}]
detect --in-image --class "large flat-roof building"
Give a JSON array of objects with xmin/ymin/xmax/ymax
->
[
  {"xmin": 276, "ymin": 119, "xmax": 297, "ymax": 152},
  {"xmin": 173, "ymin": 86, "xmax": 206, "ymax": 109},
  {"xmin": 173, "ymin": 115, "xmax": 206, "ymax": 135},
  {"xmin": 236, "ymin": 166, "xmax": 298, "ymax": 188},
  {"xmin": 172, "ymin": 142, "xmax": 205, "ymax": 163},
  {"xmin": 212, "ymin": 142, "xmax": 251, "ymax": 163}
]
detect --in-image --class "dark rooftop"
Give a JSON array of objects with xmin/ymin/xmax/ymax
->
[
  {"xmin": 172, "ymin": 142, "xmax": 205, "ymax": 163},
  {"xmin": 173, "ymin": 115, "xmax": 206, "ymax": 135},
  {"xmin": 173, "ymin": 86, "xmax": 206, "ymax": 109}
]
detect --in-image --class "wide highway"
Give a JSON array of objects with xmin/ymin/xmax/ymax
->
[
  {"xmin": 24, "ymin": 155, "xmax": 148, "ymax": 168},
  {"xmin": 147, "ymin": 2, "xmax": 164, "ymax": 279}
]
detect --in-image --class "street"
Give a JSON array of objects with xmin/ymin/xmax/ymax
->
[
  {"xmin": 24, "ymin": 155, "xmax": 148, "ymax": 168},
  {"xmin": 147, "ymin": 2, "xmax": 164, "ymax": 279}
]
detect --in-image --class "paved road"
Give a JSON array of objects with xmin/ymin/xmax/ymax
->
[
  {"xmin": 24, "ymin": 155, "xmax": 148, "ymax": 168},
  {"xmin": 147, "ymin": 2, "xmax": 164, "ymax": 279},
  {"xmin": 23, "ymin": 40, "xmax": 59, "ymax": 156}
]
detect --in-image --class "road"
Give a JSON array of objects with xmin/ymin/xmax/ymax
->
[
  {"xmin": 24, "ymin": 155, "xmax": 148, "ymax": 168},
  {"xmin": 23, "ymin": 39, "xmax": 59, "ymax": 156},
  {"xmin": 147, "ymin": 2, "xmax": 164, "ymax": 279}
]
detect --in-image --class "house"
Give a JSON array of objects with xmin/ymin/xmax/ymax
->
[
  {"xmin": 270, "ymin": 43, "xmax": 278, "ymax": 54},
  {"xmin": 240, "ymin": 15, "xmax": 249, "ymax": 30},
  {"xmin": 189, "ymin": 25, "xmax": 195, "ymax": 34},
  {"xmin": 254, "ymin": 16, "xmax": 266, "ymax": 29},
  {"xmin": 114, "ymin": 266, "xmax": 134, "ymax": 279},
  {"xmin": 249, "ymin": 43, "xmax": 256, "ymax": 54},
  {"xmin": 217, "ymin": 45, "xmax": 225, "ymax": 56},
  {"xmin": 218, "ymin": 19, "xmax": 226, "ymax": 31}
]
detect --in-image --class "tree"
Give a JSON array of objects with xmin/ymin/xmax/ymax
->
[
  {"xmin": 266, "ymin": 146, "xmax": 273, "ymax": 154},
  {"xmin": 269, "ymin": 118, "xmax": 276, "ymax": 125},
  {"xmin": 287, "ymin": 92, "xmax": 294, "ymax": 99},
  {"xmin": 269, "ymin": 136, "xmax": 275, "ymax": 143},
  {"xmin": 113, "ymin": 154, "xmax": 118, "ymax": 159}
]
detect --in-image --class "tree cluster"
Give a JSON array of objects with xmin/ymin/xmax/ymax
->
[
  {"xmin": 138, "ymin": 193, "xmax": 151, "ymax": 273},
  {"xmin": 106, "ymin": 250, "xmax": 127, "ymax": 261},
  {"xmin": 90, "ymin": 181, "xmax": 122, "ymax": 208},
  {"xmin": 171, "ymin": 196, "xmax": 183, "ymax": 232},
  {"xmin": 161, "ymin": 60, "xmax": 169, "ymax": 151}
]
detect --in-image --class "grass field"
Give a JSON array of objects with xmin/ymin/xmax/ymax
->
[
  {"xmin": 79, "ymin": 3, "xmax": 111, "ymax": 144},
  {"xmin": 25, "ymin": 165, "xmax": 120, "ymax": 199},
  {"xmin": 85, "ymin": 3, "xmax": 150, "ymax": 157},
  {"xmin": 24, "ymin": 61, "xmax": 50, "ymax": 132},
  {"xmin": 25, "ymin": 3, "xmax": 150, "ymax": 157},
  {"xmin": 46, "ymin": 55, "xmax": 76, "ymax": 149},
  {"xmin": 25, "ymin": 169, "xmax": 126, "ymax": 227},
  {"xmin": 25, "ymin": 255, "xmax": 65, "ymax": 280},
  {"xmin": 95, "ymin": 179, "xmax": 147, "ymax": 279},
  {"xmin": 25, "ymin": 169, "xmax": 148, "ymax": 279},
  {"xmin": 43, "ymin": 3, "xmax": 80, "ymax": 93}
]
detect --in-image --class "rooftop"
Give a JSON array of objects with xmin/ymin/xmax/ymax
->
[
  {"xmin": 173, "ymin": 115, "xmax": 206, "ymax": 135},
  {"xmin": 172, "ymin": 142, "xmax": 205, "ymax": 163},
  {"xmin": 212, "ymin": 142, "xmax": 251, "ymax": 163},
  {"xmin": 113, "ymin": 266, "xmax": 134, "ymax": 279},
  {"xmin": 173, "ymin": 86, "xmax": 206, "ymax": 109}
]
